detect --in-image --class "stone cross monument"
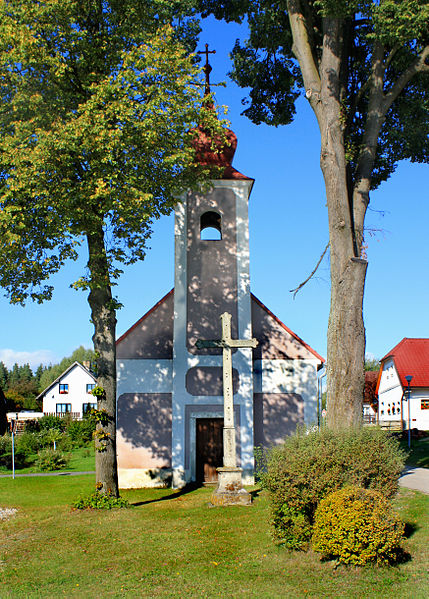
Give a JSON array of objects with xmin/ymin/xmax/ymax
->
[{"xmin": 196, "ymin": 312, "xmax": 258, "ymax": 505}]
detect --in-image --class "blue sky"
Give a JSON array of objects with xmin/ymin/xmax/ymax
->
[{"xmin": 0, "ymin": 16, "xmax": 428, "ymax": 370}]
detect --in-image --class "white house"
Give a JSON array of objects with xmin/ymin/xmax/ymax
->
[
  {"xmin": 376, "ymin": 338, "xmax": 429, "ymax": 431},
  {"xmin": 38, "ymin": 361, "xmax": 97, "ymax": 419}
]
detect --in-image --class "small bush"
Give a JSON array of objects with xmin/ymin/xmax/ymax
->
[
  {"xmin": 260, "ymin": 427, "xmax": 405, "ymax": 549},
  {"xmin": 24, "ymin": 420, "xmax": 41, "ymax": 433},
  {"xmin": 16, "ymin": 431, "xmax": 41, "ymax": 455},
  {"xmin": 0, "ymin": 434, "xmax": 30, "ymax": 469},
  {"xmin": 312, "ymin": 486, "xmax": 405, "ymax": 566},
  {"xmin": 38, "ymin": 415, "xmax": 66, "ymax": 432},
  {"xmin": 0, "ymin": 434, "xmax": 12, "ymax": 468},
  {"xmin": 35, "ymin": 448, "xmax": 70, "ymax": 471},
  {"xmin": 66, "ymin": 418, "xmax": 96, "ymax": 447},
  {"xmin": 72, "ymin": 490, "xmax": 129, "ymax": 510}
]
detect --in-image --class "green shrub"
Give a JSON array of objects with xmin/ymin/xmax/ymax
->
[
  {"xmin": 57, "ymin": 432, "xmax": 73, "ymax": 452},
  {"xmin": 0, "ymin": 434, "xmax": 12, "ymax": 468},
  {"xmin": 260, "ymin": 427, "xmax": 405, "ymax": 549},
  {"xmin": 37, "ymin": 428, "xmax": 64, "ymax": 449},
  {"xmin": 16, "ymin": 431, "xmax": 41, "ymax": 455},
  {"xmin": 0, "ymin": 434, "xmax": 30, "ymax": 469},
  {"xmin": 72, "ymin": 490, "xmax": 129, "ymax": 510},
  {"xmin": 66, "ymin": 418, "xmax": 96, "ymax": 447},
  {"xmin": 38, "ymin": 415, "xmax": 66, "ymax": 432},
  {"xmin": 312, "ymin": 486, "xmax": 405, "ymax": 566},
  {"xmin": 35, "ymin": 448, "xmax": 70, "ymax": 471},
  {"xmin": 24, "ymin": 420, "xmax": 41, "ymax": 433}
]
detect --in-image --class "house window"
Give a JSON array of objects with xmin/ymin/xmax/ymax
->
[
  {"xmin": 421, "ymin": 400, "xmax": 429, "ymax": 410},
  {"xmin": 200, "ymin": 211, "xmax": 222, "ymax": 240},
  {"xmin": 82, "ymin": 402, "xmax": 97, "ymax": 414},
  {"xmin": 59, "ymin": 383, "xmax": 69, "ymax": 394},
  {"xmin": 86, "ymin": 383, "xmax": 95, "ymax": 393},
  {"xmin": 56, "ymin": 403, "xmax": 71, "ymax": 414}
]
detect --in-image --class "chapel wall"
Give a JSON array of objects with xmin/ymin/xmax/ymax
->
[
  {"xmin": 117, "ymin": 392, "xmax": 172, "ymax": 469},
  {"xmin": 253, "ymin": 392, "xmax": 304, "ymax": 447},
  {"xmin": 116, "ymin": 292, "xmax": 174, "ymax": 360}
]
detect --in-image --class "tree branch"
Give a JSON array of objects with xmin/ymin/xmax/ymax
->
[
  {"xmin": 384, "ymin": 44, "xmax": 400, "ymax": 71},
  {"xmin": 290, "ymin": 242, "xmax": 329, "ymax": 298},
  {"xmin": 287, "ymin": 0, "xmax": 322, "ymax": 122},
  {"xmin": 383, "ymin": 45, "xmax": 429, "ymax": 114}
]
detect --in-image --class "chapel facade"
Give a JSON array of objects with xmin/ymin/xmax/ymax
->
[{"xmin": 115, "ymin": 116, "xmax": 324, "ymax": 489}]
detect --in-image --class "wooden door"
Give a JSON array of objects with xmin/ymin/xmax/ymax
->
[{"xmin": 196, "ymin": 418, "xmax": 224, "ymax": 483}]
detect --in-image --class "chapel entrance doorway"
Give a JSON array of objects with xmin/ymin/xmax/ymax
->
[{"xmin": 196, "ymin": 418, "xmax": 224, "ymax": 484}]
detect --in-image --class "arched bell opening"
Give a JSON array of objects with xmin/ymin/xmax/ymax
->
[{"xmin": 200, "ymin": 210, "xmax": 222, "ymax": 240}]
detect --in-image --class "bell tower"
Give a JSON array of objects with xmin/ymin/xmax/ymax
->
[{"xmin": 171, "ymin": 84, "xmax": 255, "ymax": 486}]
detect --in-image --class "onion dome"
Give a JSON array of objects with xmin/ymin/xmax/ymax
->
[{"xmin": 193, "ymin": 45, "xmax": 252, "ymax": 181}]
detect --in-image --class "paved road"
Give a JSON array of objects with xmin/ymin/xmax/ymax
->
[{"xmin": 399, "ymin": 467, "xmax": 429, "ymax": 495}]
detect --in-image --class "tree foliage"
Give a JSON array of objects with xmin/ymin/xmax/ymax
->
[
  {"xmin": 0, "ymin": 1, "xmax": 222, "ymax": 303},
  {"xmin": 198, "ymin": 0, "xmax": 429, "ymax": 426},
  {"xmin": 0, "ymin": 0, "xmax": 225, "ymax": 494}
]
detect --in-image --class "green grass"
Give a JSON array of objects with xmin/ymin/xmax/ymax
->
[
  {"xmin": 1, "ymin": 477, "xmax": 428, "ymax": 598},
  {"xmin": 402, "ymin": 437, "xmax": 429, "ymax": 469},
  {"xmin": 0, "ymin": 445, "xmax": 95, "ymax": 475}
]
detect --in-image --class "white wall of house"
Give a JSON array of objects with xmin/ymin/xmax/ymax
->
[
  {"xmin": 407, "ymin": 389, "xmax": 429, "ymax": 430},
  {"xmin": 378, "ymin": 359, "xmax": 429, "ymax": 429},
  {"xmin": 42, "ymin": 364, "xmax": 96, "ymax": 418},
  {"xmin": 378, "ymin": 359, "xmax": 403, "ymax": 422}
]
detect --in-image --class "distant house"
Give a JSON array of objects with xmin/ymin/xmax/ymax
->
[
  {"xmin": 38, "ymin": 361, "xmax": 97, "ymax": 419},
  {"xmin": 363, "ymin": 371, "xmax": 378, "ymax": 423},
  {"xmin": 376, "ymin": 338, "xmax": 429, "ymax": 431}
]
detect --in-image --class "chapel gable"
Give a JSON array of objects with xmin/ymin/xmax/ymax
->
[
  {"xmin": 116, "ymin": 290, "xmax": 174, "ymax": 360},
  {"xmin": 251, "ymin": 294, "xmax": 323, "ymax": 362}
]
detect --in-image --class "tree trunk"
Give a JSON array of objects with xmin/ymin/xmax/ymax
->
[
  {"xmin": 86, "ymin": 225, "xmax": 119, "ymax": 497},
  {"xmin": 318, "ymin": 17, "xmax": 367, "ymax": 428}
]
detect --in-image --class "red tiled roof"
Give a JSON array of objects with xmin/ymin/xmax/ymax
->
[{"xmin": 381, "ymin": 338, "xmax": 429, "ymax": 388}]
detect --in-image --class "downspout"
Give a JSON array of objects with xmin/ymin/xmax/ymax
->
[{"xmin": 317, "ymin": 365, "xmax": 327, "ymax": 428}]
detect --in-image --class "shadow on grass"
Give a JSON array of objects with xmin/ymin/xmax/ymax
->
[
  {"xmin": 250, "ymin": 487, "xmax": 262, "ymax": 499},
  {"xmin": 404, "ymin": 521, "xmax": 418, "ymax": 539},
  {"xmin": 131, "ymin": 482, "xmax": 202, "ymax": 507}
]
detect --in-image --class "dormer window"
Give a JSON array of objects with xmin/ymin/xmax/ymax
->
[{"xmin": 200, "ymin": 211, "xmax": 221, "ymax": 240}]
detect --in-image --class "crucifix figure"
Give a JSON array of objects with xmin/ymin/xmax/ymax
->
[{"xmin": 196, "ymin": 312, "xmax": 258, "ymax": 505}]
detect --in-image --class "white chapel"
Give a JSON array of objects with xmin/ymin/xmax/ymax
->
[{"xmin": 115, "ymin": 78, "xmax": 324, "ymax": 489}]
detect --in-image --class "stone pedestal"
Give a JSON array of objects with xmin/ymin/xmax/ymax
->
[{"xmin": 210, "ymin": 467, "xmax": 252, "ymax": 506}]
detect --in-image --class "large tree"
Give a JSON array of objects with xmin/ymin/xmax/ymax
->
[
  {"xmin": 0, "ymin": 0, "xmax": 223, "ymax": 495},
  {"xmin": 198, "ymin": 0, "xmax": 429, "ymax": 428}
]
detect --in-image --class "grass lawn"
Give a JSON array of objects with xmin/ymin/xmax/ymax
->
[
  {"xmin": 0, "ymin": 445, "xmax": 95, "ymax": 475},
  {"xmin": 401, "ymin": 437, "xmax": 429, "ymax": 469},
  {"xmin": 1, "ymin": 477, "xmax": 428, "ymax": 598}
]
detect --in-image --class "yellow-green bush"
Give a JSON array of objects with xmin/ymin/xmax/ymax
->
[
  {"xmin": 312, "ymin": 486, "xmax": 405, "ymax": 565},
  {"xmin": 259, "ymin": 427, "xmax": 405, "ymax": 549}
]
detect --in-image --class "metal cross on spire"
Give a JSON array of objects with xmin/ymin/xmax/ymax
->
[{"xmin": 197, "ymin": 43, "xmax": 216, "ymax": 95}]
